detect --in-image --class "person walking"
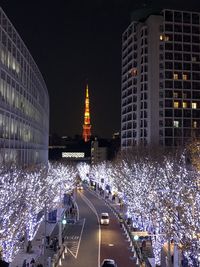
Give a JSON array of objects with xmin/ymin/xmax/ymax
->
[
  {"xmin": 30, "ymin": 258, "xmax": 35, "ymax": 267},
  {"xmin": 27, "ymin": 240, "xmax": 32, "ymax": 253},
  {"xmin": 22, "ymin": 259, "xmax": 26, "ymax": 267}
]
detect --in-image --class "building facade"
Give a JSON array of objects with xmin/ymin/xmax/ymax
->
[
  {"xmin": 91, "ymin": 138, "xmax": 107, "ymax": 165},
  {"xmin": 121, "ymin": 9, "xmax": 200, "ymax": 149},
  {"xmin": 0, "ymin": 8, "xmax": 49, "ymax": 166}
]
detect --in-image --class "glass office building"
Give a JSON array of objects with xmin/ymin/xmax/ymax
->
[
  {"xmin": 0, "ymin": 8, "xmax": 49, "ymax": 166},
  {"xmin": 121, "ymin": 9, "xmax": 200, "ymax": 149}
]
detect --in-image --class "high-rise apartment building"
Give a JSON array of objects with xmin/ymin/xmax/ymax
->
[
  {"xmin": 0, "ymin": 8, "xmax": 49, "ymax": 166},
  {"xmin": 121, "ymin": 8, "xmax": 200, "ymax": 149}
]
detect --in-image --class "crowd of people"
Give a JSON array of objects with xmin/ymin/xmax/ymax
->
[{"xmin": 22, "ymin": 258, "xmax": 36, "ymax": 267}]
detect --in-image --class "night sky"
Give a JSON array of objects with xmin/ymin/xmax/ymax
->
[{"xmin": 1, "ymin": 1, "xmax": 200, "ymax": 138}]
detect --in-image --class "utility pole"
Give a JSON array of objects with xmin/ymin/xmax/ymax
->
[{"xmin": 43, "ymin": 202, "xmax": 47, "ymax": 267}]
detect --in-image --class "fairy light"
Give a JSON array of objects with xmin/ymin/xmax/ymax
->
[
  {"xmin": 89, "ymin": 152, "xmax": 200, "ymax": 265},
  {"xmin": 77, "ymin": 162, "xmax": 90, "ymax": 182},
  {"xmin": 0, "ymin": 163, "xmax": 77, "ymax": 262}
]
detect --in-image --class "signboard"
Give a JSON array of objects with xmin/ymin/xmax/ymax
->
[
  {"xmin": 131, "ymin": 231, "xmax": 149, "ymax": 237},
  {"xmin": 62, "ymin": 152, "xmax": 84, "ymax": 158}
]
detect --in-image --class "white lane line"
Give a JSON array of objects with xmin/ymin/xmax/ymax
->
[
  {"xmin": 67, "ymin": 246, "xmax": 76, "ymax": 258},
  {"xmin": 74, "ymin": 200, "xmax": 80, "ymax": 221},
  {"xmin": 79, "ymin": 193, "xmax": 101, "ymax": 267}
]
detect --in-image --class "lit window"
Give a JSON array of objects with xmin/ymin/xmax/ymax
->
[
  {"xmin": 192, "ymin": 102, "xmax": 197, "ymax": 109},
  {"xmin": 183, "ymin": 74, "xmax": 188, "ymax": 80},
  {"xmin": 192, "ymin": 56, "xmax": 196, "ymax": 62},
  {"xmin": 173, "ymin": 73, "xmax": 178, "ymax": 80},
  {"xmin": 173, "ymin": 92, "xmax": 178, "ymax": 98},
  {"xmin": 160, "ymin": 35, "xmax": 169, "ymax": 41},
  {"xmin": 193, "ymin": 121, "xmax": 197, "ymax": 128},
  {"xmin": 164, "ymin": 35, "xmax": 169, "ymax": 41},
  {"xmin": 174, "ymin": 101, "xmax": 179, "ymax": 108},
  {"xmin": 174, "ymin": 121, "xmax": 179, "ymax": 127},
  {"xmin": 183, "ymin": 102, "xmax": 187, "ymax": 108},
  {"xmin": 130, "ymin": 68, "xmax": 137, "ymax": 76}
]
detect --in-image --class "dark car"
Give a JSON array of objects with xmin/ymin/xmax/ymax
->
[{"xmin": 101, "ymin": 259, "xmax": 117, "ymax": 267}]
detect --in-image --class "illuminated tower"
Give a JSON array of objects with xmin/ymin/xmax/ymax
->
[{"xmin": 82, "ymin": 84, "xmax": 91, "ymax": 142}]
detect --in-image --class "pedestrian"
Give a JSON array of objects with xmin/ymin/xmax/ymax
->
[
  {"xmin": 46, "ymin": 235, "xmax": 50, "ymax": 246},
  {"xmin": 49, "ymin": 238, "xmax": 53, "ymax": 249},
  {"xmin": 26, "ymin": 263, "xmax": 29, "ymax": 267},
  {"xmin": 119, "ymin": 217, "xmax": 123, "ymax": 228},
  {"xmin": 27, "ymin": 240, "xmax": 32, "ymax": 253},
  {"xmin": 30, "ymin": 258, "xmax": 35, "ymax": 267},
  {"xmin": 53, "ymin": 238, "xmax": 57, "ymax": 252},
  {"xmin": 69, "ymin": 207, "xmax": 72, "ymax": 214},
  {"xmin": 22, "ymin": 259, "xmax": 26, "ymax": 267},
  {"xmin": 38, "ymin": 245, "xmax": 42, "ymax": 256}
]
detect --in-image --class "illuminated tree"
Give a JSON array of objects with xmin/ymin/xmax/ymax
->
[
  {"xmin": 77, "ymin": 162, "xmax": 90, "ymax": 182},
  {"xmin": 90, "ymin": 148, "xmax": 200, "ymax": 265},
  {"xmin": 0, "ymin": 162, "xmax": 77, "ymax": 262}
]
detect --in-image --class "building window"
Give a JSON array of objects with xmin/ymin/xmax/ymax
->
[
  {"xmin": 192, "ymin": 56, "xmax": 197, "ymax": 62},
  {"xmin": 160, "ymin": 34, "xmax": 170, "ymax": 41},
  {"xmin": 173, "ymin": 73, "xmax": 178, "ymax": 80},
  {"xmin": 174, "ymin": 121, "xmax": 179, "ymax": 127},
  {"xmin": 193, "ymin": 121, "xmax": 197, "ymax": 128},
  {"xmin": 183, "ymin": 74, "xmax": 188, "ymax": 80},
  {"xmin": 173, "ymin": 92, "xmax": 178, "ymax": 98},
  {"xmin": 174, "ymin": 101, "xmax": 179, "ymax": 108},
  {"xmin": 183, "ymin": 102, "xmax": 187, "ymax": 108},
  {"xmin": 183, "ymin": 93, "xmax": 187, "ymax": 98},
  {"xmin": 192, "ymin": 102, "xmax": 197, "ymax": 109},
  {"xmin": 160, "ymin": 35, "xmax": 164, "ymax": 41},
  {"xmin": 130, "ymin": 68, "xmax": 137, "ymax": 76}
]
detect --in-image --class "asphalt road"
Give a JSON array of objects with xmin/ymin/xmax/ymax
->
[{"xmin": 62, "ymin": 188, "xmax": 136, "ymax": 267}]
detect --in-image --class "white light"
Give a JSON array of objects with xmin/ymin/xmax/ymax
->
[{"xmin": 62, "ymin": 152, "xmax": 84, "ymax": 158}]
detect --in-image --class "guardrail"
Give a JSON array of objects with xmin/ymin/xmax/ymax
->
[{"xmin": 51, "ymin": 244, "xmax": 68, "ymax": 267}]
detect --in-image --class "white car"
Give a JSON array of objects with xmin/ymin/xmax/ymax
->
[
  {"xmin": 101, "ymin": 259, "xmax": 117, "ymax": 267},
  {"xmin": 100, "ymin": 212, "xmax": 109, "ymax": 225}
]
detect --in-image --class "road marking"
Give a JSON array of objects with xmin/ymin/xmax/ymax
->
[
  {"xmin": 74, "ymin": 200, "xmax": 80, "ymax": 221},
  {"xmin": 79, "ymin": 193, "xmax": 101, "ymax": 267},
  {"xmin": 66, "ymin": 236, "xmax": 79, "ymax": 240},
  {"xmin": 65, "ymin": 218, "xmax": 85, "ymax": 259}
]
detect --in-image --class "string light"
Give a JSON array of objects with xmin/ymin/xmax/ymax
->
[
  {"xmin": 88, "ymin": 153, "xmax": 200, "ymax": 265},
  {"xmin": 0, "ymin": 163, "xmax": 77, "ymax": 262}
]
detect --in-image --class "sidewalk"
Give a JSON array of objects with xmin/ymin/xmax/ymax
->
[
  {"xmin": 10, "ymin": 202, "xmax": 77, "ymax": 267},
  {"xmin": 10, "ymin": 219, "xmax": 58, "ymax": 267}
]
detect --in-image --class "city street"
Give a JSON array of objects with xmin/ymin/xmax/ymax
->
[{"xmin": 62, "ymin": 188, "xmax": 135, "ymax": 267}]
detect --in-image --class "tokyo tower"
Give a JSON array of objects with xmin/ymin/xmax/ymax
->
[{"xmin": 82, "ymin": 84, "xmax": 91, "ymax": 142}]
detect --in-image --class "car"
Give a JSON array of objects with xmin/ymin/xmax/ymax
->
[
  {"xmin": 101, "ymin": 259, "xmax": 117, "ymax": 267},
  {"xmin": 100, "ymin": 212, "xmax": 110, "ymax": 225},
  {"xmin": 77, "ymin": 184, "xmax": 83, "ymax": 190}
]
